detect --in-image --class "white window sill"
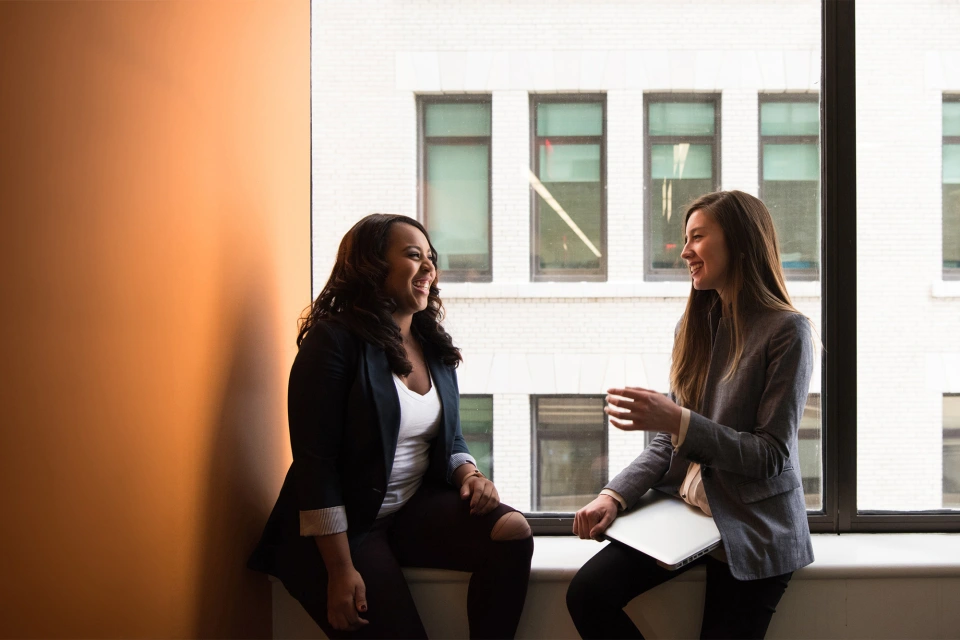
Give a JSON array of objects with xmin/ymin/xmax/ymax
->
[
  {"xmin": 932, "ymin": 279, "xmax": 960, "ymax": 297},
  {"xmin": 440, "ymin": 281, "xmax": 822, "ymax": 299},
  {"xmin": 399, "ymin": 533, "xmax": 960, "ymax": 584}
]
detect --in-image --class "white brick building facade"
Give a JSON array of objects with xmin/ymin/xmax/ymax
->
[{"xmin": 311, "ymin": 1, "xmax": 960, "ymax": 512}]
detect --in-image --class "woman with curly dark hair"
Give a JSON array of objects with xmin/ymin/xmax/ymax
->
[{"xmin": 249, "ymin": 214, "xmax": 533, "ymax": 639}]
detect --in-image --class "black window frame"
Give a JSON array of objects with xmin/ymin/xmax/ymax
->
[
  {"xmin": 529, "ymin": 94, "xmax": 607, "ymax": 282},
  {"xmin": 529, "ymin": 395, "xmax": 608, "ymax": 519},
  {"xmin": 417, "ymin": 95, "xmax": 493, "ymax": 283},
  {"xmin": 758, "ymin": 92, "xmax": 821, "ymax": 281},
  {"xmin": 459, "ymin": 394, "xmax": 494, "ymax": 480},
  {"xmin": 643, "ymin": 92, "xmax": 722, "ymax": 281},
  {"xmin": 943, "ymin": 94, "xmax": 960, "ymax": 280}
]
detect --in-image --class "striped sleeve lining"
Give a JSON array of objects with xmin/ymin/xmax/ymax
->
[
  {"xmin": 299, "ymin": 506, "xmax": 348, "ymax": 537},
  {"xmin": 447, "ymin": 453, "xmax": 478, "ymax": 481}
]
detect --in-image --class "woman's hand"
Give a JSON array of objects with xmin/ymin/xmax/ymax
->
[
  {"xmin": 573, "ymin": 494, "xmax": 620, "ymax": 540},
  {"xmin": 326, "ymin": 566, "xmax": 369, "ymax": 632},
  {"xmin": 605, "ymin": 386, "xmax": 683, "ymax": 435},
  {"xmin": 459, "ymin": 472, "xmax": 500, "ymax": 516}
]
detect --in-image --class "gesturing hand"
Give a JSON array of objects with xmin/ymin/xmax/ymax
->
[
  {"xmin": 326, "ymin": 567, "xmax": 369, "ymax": 631},
  {"xmin": 573, "ymin": 494, "xmax": 620, "ymax": 540},
  {"xmin": 605, "ymin": 386, "xmax": 682, "ymax": 435},
  {"xmin": 461, "ymin": 475, "xmax": 500, "ymax": 516}
]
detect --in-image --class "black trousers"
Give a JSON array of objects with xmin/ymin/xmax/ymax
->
[
  {"xmin": 278, "ymin": 482, "xmax": 533, "ymax": 640},
  {"xmin": 566, "ymin": 540, "xmax": 792, "ymax": 640}
]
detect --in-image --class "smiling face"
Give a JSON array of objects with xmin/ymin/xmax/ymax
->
[
  {"xmin": 382, "ymin": 222, "xmax": 436, "ymax": 321},
  {"xmin": 681, "ymin": 208, "xmax": 731, "ymax": 298}
]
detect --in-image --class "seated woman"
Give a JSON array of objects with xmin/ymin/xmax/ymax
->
[
  {"xmin": 566, "ymin": 191, "xmax": 815, "ymax": 640},
  {"xmin": 249, "ymin": 213, "xmax": 533, "ymax": 639}
]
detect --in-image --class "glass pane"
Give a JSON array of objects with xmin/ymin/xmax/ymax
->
[
  {"xmin": 945, "ymin": 144, "xmax": 960, "ymax": 184},
  {"xmin": 763, "ymin": 144, "xmax": 819, "ymax": 181},
  {"xmin": 426, "ymin": 144, "xmax": 489, "ymax": 272},
  {"xmin": 945, "ymin": 102, "xmax": 960, "ymax": 137},
  {"xmin": 536, "ymin": 397, "xmax": 606, "ymax": 512},
  {"xmin": 539, "ymin": 144, "xmax": 601, "ymax": 182},
  {"xmin": 651, "ymin": 143, "xmax": 713, "ymax": 180},
  {"xmin": 650, "ymin": 142, "xmax": 713, "ymax": 270},
  {"xmin": 799, "ymin": 394, "xmax": 822, "ymax": 510},
  {"xmin": 461, "ymin": 396, "xmax": 493, "ymax": 479},
  {"xmin": 760, "ymin": 102, "xmax": 819, "ymax": 136},
  {"xmin": 944, "ymin": 396, "xmax": 960, "ymax": 508},
  {"xmin": 536, "ymin": 143, "xmax": 602, "ymax": 271},
  {"xmin": 945, "ymin": 183, "xmax": 960, "ymax": 269},
  {"xmin": 856, "ymin": 2, "xmax": 960, "ymax": 511},
  {"xmin": 649, "ymin": 102, "xmax": 715, "ymax": 136},
  {"xmin": 536, "ymin": 102, "xmax": 603, "ymax": 137},
  {"xmin": 424, "ymin": 102, "xmax": 491, "ymax": 137}
]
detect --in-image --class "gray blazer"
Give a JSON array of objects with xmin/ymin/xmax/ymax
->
[{"xmin": 606, "ymin": 308, "xmax": 815, "ymax": 580}]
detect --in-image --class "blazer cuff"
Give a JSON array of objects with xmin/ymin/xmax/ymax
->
[
  {"xmin": 448, "ymin": 453, "xmax": 478, "ymax": 482},
  {"xmin": 300, "ymin": 506, "xmax": 347, "ymax": 537},
  {"xmin": 671, "ymin": 407, "xmax": 691, "ymax": 448},
  {"xmin": 600, "ymin": 488, "xmax": 627, "ymax": 511}
]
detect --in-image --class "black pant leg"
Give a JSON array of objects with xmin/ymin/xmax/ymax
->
[
  {"xmin": 276, "ymin": 518, "xmax": 428, "ymax": 639},
  {"xmin": 389, "ymin": 482, "xmax": 533, "ymax": 640},
  {"xmin": 565, "ymin": 540, "xmax": 704, "ymax": 640},
  {"xmin": 700, "ymin": 557, "xmax": 792, "ymax": 640}
]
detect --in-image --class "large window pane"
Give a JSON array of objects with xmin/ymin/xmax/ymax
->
[
  {"xmin": 421, "ymin": 99, "xmax": 491, "ymax": 281},
  {"xmin": 856, "ymin": 2, "xmax": 960, "ymax": 512},
  {"xmin": 532, "ymin": 97, "xmax": 605, "ymax": 279},
  {"xmin": 534, "ymin": 397, "xmax": 606, "ymax": 512}
]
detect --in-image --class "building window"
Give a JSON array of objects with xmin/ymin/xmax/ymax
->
[
  {"xmin": 944, "ymin": 96, "xmax": 960, "ymax": 277},
  {"xmin": 419, "ymin": 97, "xmax": 492, "ymax": 282},
  {"xmin": 530, "ymin": 96, "xmax": 606, "ymax": 281},
  {"xmin": 532, "ymin": 396, "xmax": 607, "ymax": 512},
  {"xmin": 759, "ymin": 94, "xmax": 820, "ymax": 278},
  {"xmin": 943, "ymin": 395, "xmax": 960, "ymax": 508},
  {"xmin": 460, "ymin": 395, "xmax": 493, "ymax": 479},
  {"xmin": 798, "ymin": 393, "xmax": 822, "ymax": 511},
  {"xmin": 645, "ymin": 94, "xmax": 721, "ymax": 278}
]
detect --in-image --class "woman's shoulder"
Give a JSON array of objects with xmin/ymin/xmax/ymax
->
[
  {"xmin": 750, "ymin": 308, "xmax": 814, "ymax": 346},
  {"xmin": 298, "ymin": 319, "xmax": 363, "ymax": 356}
]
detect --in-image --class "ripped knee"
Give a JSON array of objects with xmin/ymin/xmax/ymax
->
[{"xmin": 490, "ymin": 511, "xmax": 532, "ymax": 541}]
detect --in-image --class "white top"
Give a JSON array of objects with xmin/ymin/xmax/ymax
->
[{"xmin": 377, "ymin": 372, "xmax": 443, "ymax": 517}]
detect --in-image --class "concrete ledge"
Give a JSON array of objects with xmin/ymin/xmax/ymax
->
[{"xmin": 273, "ymin": 534, "xmax": 960, "ymax": 639}]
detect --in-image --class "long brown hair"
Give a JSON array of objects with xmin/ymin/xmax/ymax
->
[
  {"xmin": 670, "ymin": 191, "xmax": 801, "ymax": 410},
  {"xmin": 298, "ymin": 213, "xmax": 461, "ymax": 374}
]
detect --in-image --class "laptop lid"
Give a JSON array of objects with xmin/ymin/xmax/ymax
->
[{"xmin": 603, "ymin": 489, "xmax": 722, "ymax": 570}]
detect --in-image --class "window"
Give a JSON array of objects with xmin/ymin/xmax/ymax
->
[
  {"xmin": 460, "ymin": 395, "xmax": 493, "ymax": 480},
  {"xmin": 645, "ymin": 95, "xmax": 721, "ymax": 278},
  {"xmin": 945, "ymin": 96, "xmax": 960, "ymax": 277},
  {"xmin": 530, "ymin": 96, "xmax": 606, "ymax": 281},
  {"xmin": 944, "ymin": 395, "xmax": 960, "ymax": 508},
  {"xmin": 419, "ymin": 97, "xmax": 492, "ymax": 281},
  {"xmin": 799, "ymin": 393, "xmax": 822, "ymax": 510},
  {"xmin": 532, "ymin": 396, "xmax": 607, "ymax": 512},
  {"xmin": 759, "ymin": 94, "xmax": 820, "ymax": 278},
  {"xmin": 644, "ymin": 94, "xmax": 720, "ymax": 279}
]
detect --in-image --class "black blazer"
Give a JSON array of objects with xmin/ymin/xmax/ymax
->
[{"xmin": 248, "ymin": 320, "xmax": 470, "ymax": 576}]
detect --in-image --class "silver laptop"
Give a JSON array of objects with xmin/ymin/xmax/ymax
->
[{"xmin": 603, "ymin": 489, "xmax": 722, "ymax": 570}]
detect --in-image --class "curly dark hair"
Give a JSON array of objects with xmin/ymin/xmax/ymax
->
[{"xmin": 298, "ymin": 213, "xmax": 461, "ymax": 373}]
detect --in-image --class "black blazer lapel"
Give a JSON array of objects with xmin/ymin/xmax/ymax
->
[
  {"xmin": 363, "ymin": 342, "xmax": 401, "ymax": 480},
  {"xmin": 427, "ymin": 357, "xmax": 458, "ymax": 457}
]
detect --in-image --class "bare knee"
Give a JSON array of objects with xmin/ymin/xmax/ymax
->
[{"xmin": 490, "ymin": 511, "xmax": 532, "ymax": 541}]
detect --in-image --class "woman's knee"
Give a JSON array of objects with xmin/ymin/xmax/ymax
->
[{"xmin": 490, "ymin": 511, "xmax": 532, "ymax": 541}]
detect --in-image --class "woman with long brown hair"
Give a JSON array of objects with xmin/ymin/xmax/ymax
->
[
  {"xmin": 248, "ymin": 213, "xmax": 533, "ymax": 639},
  {"xmin": 566, "ymin": 191, "xmax": 815, "ymax": 639}
]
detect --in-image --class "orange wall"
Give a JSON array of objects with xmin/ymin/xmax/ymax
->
[{"xmin": 0, "ymin": 1, "xmax": 308, "ymax": 637}]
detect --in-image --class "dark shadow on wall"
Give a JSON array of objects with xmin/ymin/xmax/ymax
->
[{"xmin": 194, "ymin": 265, "xmax": 289, "ymax": 638}]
